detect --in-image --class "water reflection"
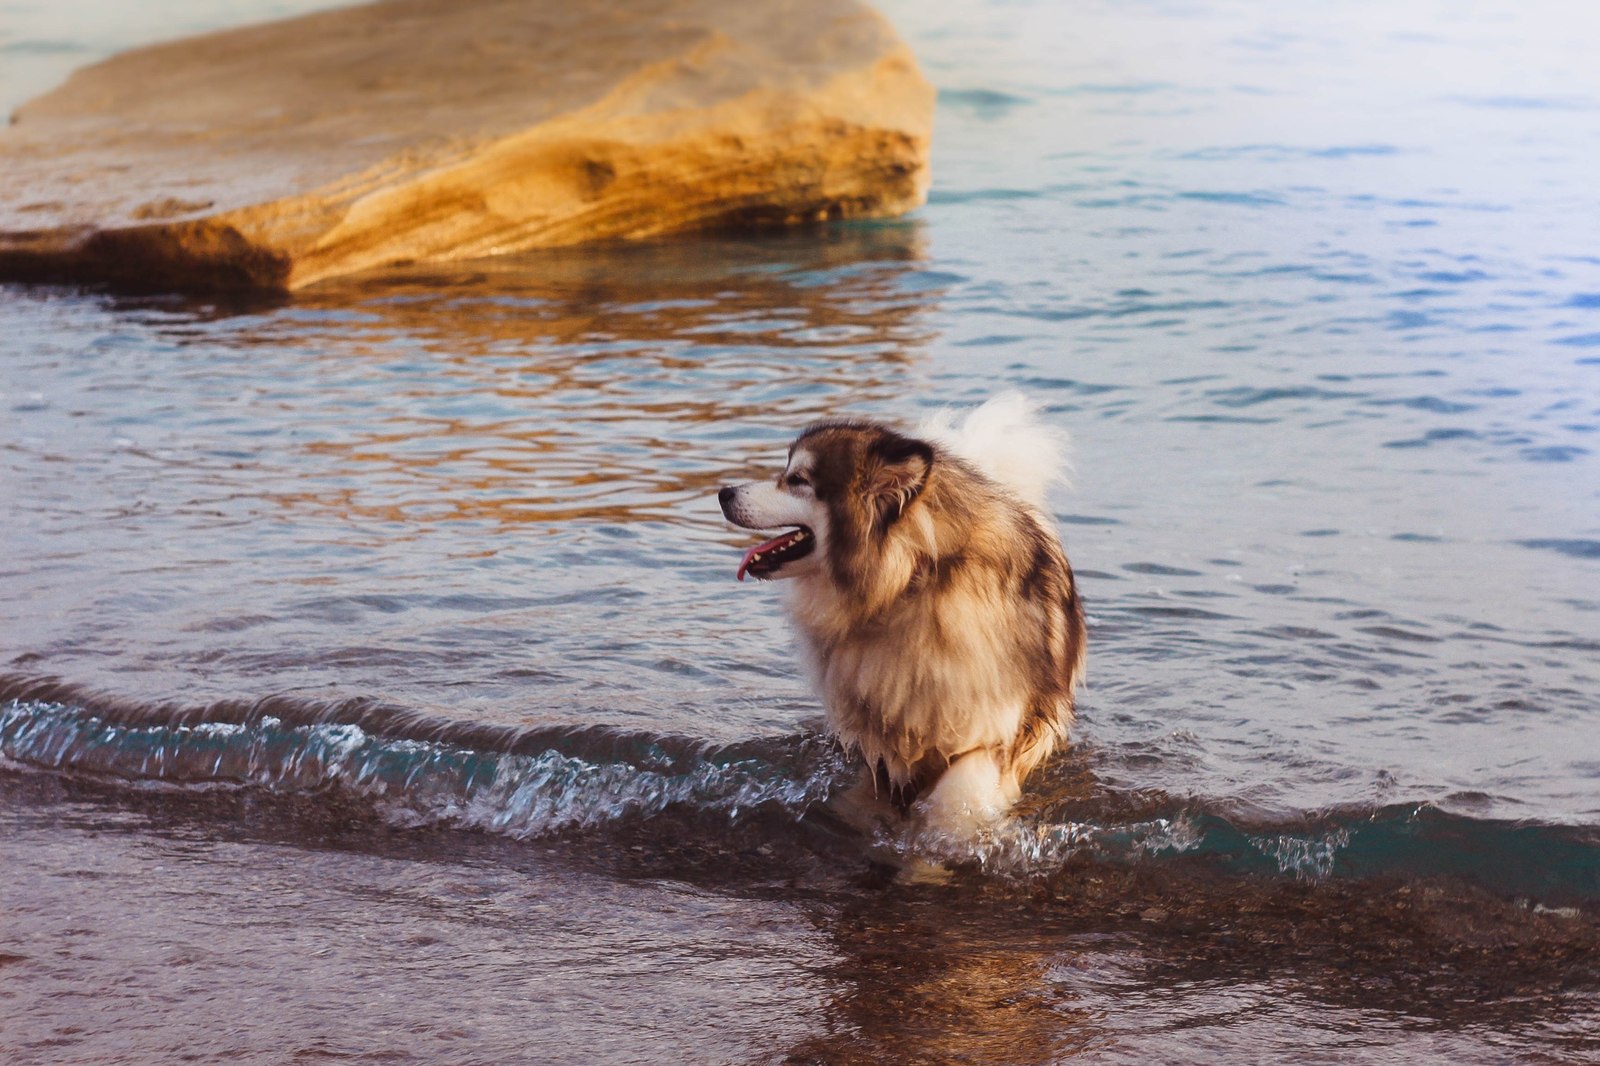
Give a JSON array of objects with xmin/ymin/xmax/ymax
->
[
  {"xmin": 786, "ymin": 899, "xmax": 1107, "ymax": 1063},
  {"xmin": 779, "ymin": 868, "xmax": 1600, "ymax": 1065},
  {"xmin": 145, "ymin": 223, "xmax": 938, "ymax": 532},
  {"xmin": 0, "ymin": 222, "xmax": 938, "ymax": 716}
]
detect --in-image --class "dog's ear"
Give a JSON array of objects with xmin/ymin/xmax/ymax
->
[{"xmin": 867, "ymin": 432, "xmax": 933, "ymax": 527}]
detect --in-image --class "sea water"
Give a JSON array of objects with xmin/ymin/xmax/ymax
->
[{"xmin": 1, "ymin": 0, "xmax": 1597, "ymax": 1061}]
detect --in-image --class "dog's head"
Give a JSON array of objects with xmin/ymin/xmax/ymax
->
[{"xmin": 718, "ymin": 419, "xmax": 935, "ymax": 583}]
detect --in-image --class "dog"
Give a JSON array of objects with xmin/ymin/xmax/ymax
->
[{"xmin": 718, "ymin": 394, "xmax": 1086, "ymax": 841}]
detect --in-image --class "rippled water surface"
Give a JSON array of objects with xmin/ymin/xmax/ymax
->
[{"xmin": 3, "ymin": 0, "xmax": 1598, "ymax": 1062}]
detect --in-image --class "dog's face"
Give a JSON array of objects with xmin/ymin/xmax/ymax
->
[{"xmin": 719, "ymin": 420, "xmax": 934, "ymax": 582}]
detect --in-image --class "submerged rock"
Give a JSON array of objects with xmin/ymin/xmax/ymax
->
[{"xmin": 0, "ymin": 0, "xmax": 932, "ymax": 291}]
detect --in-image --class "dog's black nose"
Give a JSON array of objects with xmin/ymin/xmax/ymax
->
[{"xmin": 718, "ymin": 486, "xmax": 736, "ymax": 509}]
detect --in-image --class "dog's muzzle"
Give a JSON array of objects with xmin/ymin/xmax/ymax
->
[{"xmin": 719, "ymin": 483, "xmax": 816, "ymax": 581}]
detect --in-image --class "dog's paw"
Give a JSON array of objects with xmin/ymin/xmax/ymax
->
[{"xmin": 910, "ymin": 749, "xmax": 1014, "ymax": 839}]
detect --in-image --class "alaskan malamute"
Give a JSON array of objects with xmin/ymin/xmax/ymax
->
[{"xmin": 719, "ymin": 394, "xmax": 1086, "ymax": 839}]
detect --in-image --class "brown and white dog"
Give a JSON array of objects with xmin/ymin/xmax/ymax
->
[{"xmin": 718, "ymin": 395, "xmax": 1085, "ymax": 840}]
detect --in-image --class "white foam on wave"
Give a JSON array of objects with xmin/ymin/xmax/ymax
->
[
  {"xmin": 872, "ymin": 810, "xmax": 1205, "ymax": 879},
  {"xmin": 0, "ymin": 699, "xmax": 843, "ymax": 839}
]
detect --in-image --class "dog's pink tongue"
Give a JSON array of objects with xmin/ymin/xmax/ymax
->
[{"xmin": 737, "ymin": 533, "xmax": 794, "ymax": 582}]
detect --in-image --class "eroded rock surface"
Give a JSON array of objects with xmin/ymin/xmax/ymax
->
[{"xmin": 0, "ymin": 0, "xmax": 932, "ymax": 291}]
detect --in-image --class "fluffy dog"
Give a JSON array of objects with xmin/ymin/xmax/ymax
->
[{"xmin": 718, "ymin": 394, "xmax": 1085, "ymax": 839}]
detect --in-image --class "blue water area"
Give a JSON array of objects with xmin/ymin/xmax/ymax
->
[{"xmin": 1, "ymin": 0, "xmax": 1598, "ymax": 1061}]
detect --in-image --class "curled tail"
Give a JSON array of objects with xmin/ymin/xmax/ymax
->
[{"xmin": 916, "ymin": 392, "xmax": 1071, "ymax": 509}]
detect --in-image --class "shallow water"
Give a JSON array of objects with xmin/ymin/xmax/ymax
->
[{"xmin": 3, "ymin": 0, "xmax": 1599, "ymax": 1062}]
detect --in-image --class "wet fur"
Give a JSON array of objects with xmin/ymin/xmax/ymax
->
[{"xmin": 721, "ymin": 399, "xmax": 1086, "ymax": 836}]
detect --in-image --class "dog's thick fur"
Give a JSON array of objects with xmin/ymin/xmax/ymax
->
[{"xmin": 719, "ymin": 395, "xmax": 1086, "ymax": 837}]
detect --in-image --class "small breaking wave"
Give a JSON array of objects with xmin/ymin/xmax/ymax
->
[
  {"xmin": 0, "ymin": 687, "xmax": 845, "ymax": 839},
  {"xmin": 1, "ymin": 679, "xmax": 1596, "ymax": 904}
]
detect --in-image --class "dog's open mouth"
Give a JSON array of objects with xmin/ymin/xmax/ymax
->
[{"xmin": 737, "ymin": 526, "xmax": 814, "ymax": 581}]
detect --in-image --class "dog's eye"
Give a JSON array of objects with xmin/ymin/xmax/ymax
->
[{"xmin": 785, "ymin": 473, "xmax": 811, "ymax": 490}]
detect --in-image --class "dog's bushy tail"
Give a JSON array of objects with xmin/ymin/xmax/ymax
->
[{"xmin": 917, "ymin": 392, "xmax": 1071, "ymax": 509}]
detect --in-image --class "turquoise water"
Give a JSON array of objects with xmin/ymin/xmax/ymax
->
[{"xmin": 2, "ymin": 0, "xmax": 1598, "ymax": 1061}]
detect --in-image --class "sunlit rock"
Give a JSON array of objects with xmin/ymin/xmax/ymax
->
[{"xmin": 0, "ymin": 0, "xmax": 932, "ymax": 292}]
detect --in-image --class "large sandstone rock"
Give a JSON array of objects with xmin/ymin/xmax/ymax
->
[{"xmin": 0, "ymin": 0, "xmax": 932, "ymax": 291}]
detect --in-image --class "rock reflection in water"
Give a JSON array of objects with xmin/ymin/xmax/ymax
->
[{"xmin": 200, "ymin": 225, "xmax": 935, "ymax": 531}]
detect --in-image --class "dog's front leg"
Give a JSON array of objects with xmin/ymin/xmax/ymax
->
[{"xmin": 912, "ymin": 748, "xmax": 1017, "ymax": 841}]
